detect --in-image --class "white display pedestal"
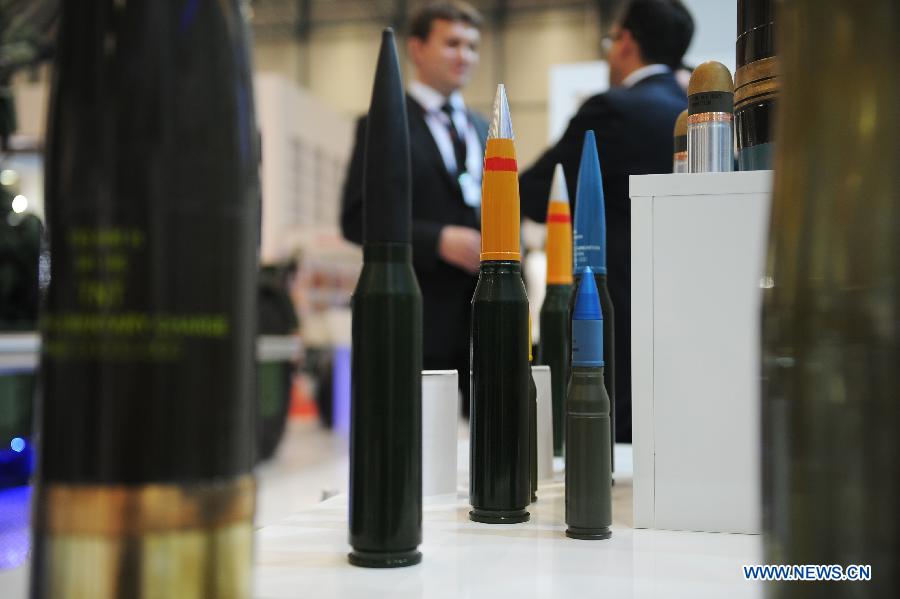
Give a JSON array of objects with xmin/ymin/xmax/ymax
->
[{"xmin": 630, "ymin": 171, "xmax": 772, "ymax": 535}]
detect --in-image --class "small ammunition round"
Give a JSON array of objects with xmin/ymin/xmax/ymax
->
[{"xmin": 687, "ymin": 62, "xmax": 735, "ymax": 173}]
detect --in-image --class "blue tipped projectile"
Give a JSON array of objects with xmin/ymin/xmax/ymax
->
[
  {"xmin": 566, "ymin": 264, "xmax": 612, "ymax": 540},
  {"xmin": 573, "ymin": 131, "xmax": 607, "ymax": 276},
  {"xmin": 573, "ymin": 266, "xmax": 601, "ymax": 321},
  {"xmin": 571, "ymin": 266, "xmax": 603, "ymax": 368},
  {"xmin": 570, "ymin": 131, "xmax": 616, "ymax": 469}
]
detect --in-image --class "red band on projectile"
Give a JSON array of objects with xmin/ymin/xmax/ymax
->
[
  {"xmin": 484, "ymin": 157, "xmax": 518, "ymax": 172},
  {"xmin": 547, "ymin": 214, "xmax": 571, "ymax": 224}
]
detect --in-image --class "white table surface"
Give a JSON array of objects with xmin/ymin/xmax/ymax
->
[
  {"xmin": 254, "ymin": 482, "xmax": 763, "ymax": 599},
  {"xmin": 1, "ymin": 441, "xmax": 766, "ymax": 599}
]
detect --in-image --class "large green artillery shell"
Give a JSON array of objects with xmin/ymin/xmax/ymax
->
[
  {"xmin": 34, "ymin": 2, "xmax": 260, "ymax": 596},
  {"xmin": 565, "ymin": 366, "xmax": 612, "ymax": 540},
  {"xmin": 470, "ymin": 261, "xmax": 531, "ymax": 524},
  {"xmin": 529, "ymin": 367, "xmax": 538, "ymax": 502},
  {"xmin": 538, "ymin": 284, "xmax": 572, "ymax": 456},
  {"xmin": 39, "ymin": 0, "xmax": 258, "ymax": 490},
  {"xmin": 349, "ymin": 245, "xmax": 423, "ymax": 567},
  {"xmin": 762, "ymin": 2, "xmax": 900, "ymax": 596},
  {"xmin": 571, "ymin": 272, "xmax": 616, "ymax": 465}
]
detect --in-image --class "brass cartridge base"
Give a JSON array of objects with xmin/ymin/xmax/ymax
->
[{"xmin": 30, "ymin": 476, "xmax": 255, "ymax": 599}]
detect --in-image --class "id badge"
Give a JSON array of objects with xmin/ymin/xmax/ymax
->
[{"xmin": 458, "ymin": 172, "xmax": 481, "ymax": 208}]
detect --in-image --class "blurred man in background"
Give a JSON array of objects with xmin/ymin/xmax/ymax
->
[
  {"xmin": 519, "ymin": 0, "xmax": 694, "ymax": 442},
  {"xmin": 341, "ymin": 2, "xmax": 487, "ymax": 416}
]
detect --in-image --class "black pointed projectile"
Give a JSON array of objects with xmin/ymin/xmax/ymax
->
[
  {"xmin": 349, "ymin": 27, "xmax": 423, "ymax": 569},
  {"xmin": 363, "ymin": 28, "xmax": 411, "ymax": 244}
]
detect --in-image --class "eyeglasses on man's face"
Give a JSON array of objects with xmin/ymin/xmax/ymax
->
[{"xmin": 601, "ymin": 27, "xmax": 624, "ymax": 57}]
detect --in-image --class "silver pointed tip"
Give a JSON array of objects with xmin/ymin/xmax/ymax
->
[
  {"xmin": 550, "ymin": 164, "xmax": 569, "ymax": 202},
  {"xmin": 488, "ymin": 83, "xmax": 514, "ymax": 139}
]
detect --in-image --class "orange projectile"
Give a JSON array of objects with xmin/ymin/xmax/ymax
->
[
  {"xmin": 480, "ymin": 84, "xmax": 520, "ymax": 262},
  {"xmin": 545, "ymin": 164, "xmax": 573, "ymax": 285}
]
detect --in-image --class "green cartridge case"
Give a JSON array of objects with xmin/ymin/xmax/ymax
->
[
  {"xmin": 349, "ymin": 244, "xmax": 423, "ymax": 567},
  {"xmin": 565, "ymin": 366, "xmax": 612, "ymax": 540},
  {"xmin": 538, "ymin": 284, "xmax": 572, "ymax": 456},
  {"xmin": 469, "ymin": 261, "xmax": 531, "ymax": 524}
]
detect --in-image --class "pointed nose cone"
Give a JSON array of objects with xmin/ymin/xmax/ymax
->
[
  {"xmin": 481, "ymin": 83, "xmax": 520, "ymax": 261},
  {"xmin": 573, "ymin": 267, "xmax": 602, "ymax": 321},
  {"xmin": 488, "ymin": 84, "xmax": 515, "ymax": 140},
  {"xmin": 550, "ymin": 163, "xmax": 569, "ymax": 203},
  {"xmin": 572, "ymin": 266, "xmax": 603, "ymax": 367},
  {"xmin": 573, "ymin": 131, "xmax": 607, "ymax": 275},
  {"xmin": 364, "ymin": 28, "xmax": 411, "ymax": 244},
  {"xmin": 545, "ymin": 164, "xmax": 572, "ymax": 285}
]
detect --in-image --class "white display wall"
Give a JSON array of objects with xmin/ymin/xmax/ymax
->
[{"xmin": 254, "ymin": 72, "xmax": 355, "ymax": 265}]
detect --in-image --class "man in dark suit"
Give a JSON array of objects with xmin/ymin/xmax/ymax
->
[
  {"xmin": 520, "ymin": 0, "xmax": 694, "ymax": 442},
  {"xmin": 341, "ymin": 2, "xmax": 487, "ymax": 416}
]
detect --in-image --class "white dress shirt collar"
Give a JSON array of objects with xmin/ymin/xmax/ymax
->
[
  {"xmin": 408, "ymin": 80, "xmax": 466, "ymax": 114},
  {"xmin": 621, "ymin": 63, "xmax": 670, "ymax": 89}
]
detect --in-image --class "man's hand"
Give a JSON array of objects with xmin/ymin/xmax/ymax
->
[{"xmin": 438, "ymin": 225, "xmax": 481, "ymax": 274}]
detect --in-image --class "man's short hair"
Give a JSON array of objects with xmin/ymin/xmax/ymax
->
[
  {"xmin": 620, "ymin": 0, "xmax": 694, "ymax": 69},
  {"xmin": 407, "ymin": 1, "xmax": 484, "ymax": 41}
]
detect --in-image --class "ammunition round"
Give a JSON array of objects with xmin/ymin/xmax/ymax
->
[
  {"xmin": 673, "ymin": 109, "xmax": 688, "ymax": 173},
  {"xmin": 687, "ymin": 62, "xmax": 735, "ymax": 173}
]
